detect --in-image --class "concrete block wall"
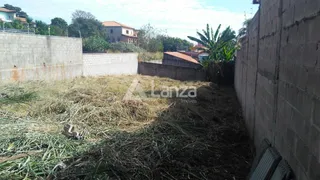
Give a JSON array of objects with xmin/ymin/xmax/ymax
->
[
  {"xmin": 138, "ymin": 62, "xmax": 206, "ymax": 81},
  {"xmin": 235, "ymin": 0, "xmax": 320, "ymax": 179},
  {"xmin": 0, "ymin": 33, "xmax": 83, "ymax": 81},
  {"xmin": 83, "ymin": 53, "xmax": 138, "ymax": 76}
]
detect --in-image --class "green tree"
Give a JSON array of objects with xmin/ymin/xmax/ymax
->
[
  {"xmin": 50, "ymin": 26, "xmax": 64, "ymax": 36},
  {"xmin": 188, "ymin": 24, "xmax": 236, "ymax": 64},
  {"xmin": 35, "ymin": 20, "xmax": 48, "ymax": 35},
  {"xmin": 219, "ymin": 26, "xmax": 236, "ymax": 43},
  {"xmin": 160, "ymin": 36, "xmax": 192, "ymax": 52},
  {"xmin": 51, "ymin": 17, "xmax": 68, "ymax": 36},
  {"xmin": 4, "ymin": 4, "xmax": 28, "ymax": 18},
  {"xmin": 51, "ymin": 17, "xmax": 68, "ymax": 30},
  {"xmin": 72, "ymin": 10, "xmax": 96, "ymax": 21},
  {"xmin": 11, "ymin": 19, "xmax": 24, "ymax": 29},
  {"xmin": 68, "ymin": 10, "xmax": 105, "ymax": 38},
  {"xmin": 137, "ymin": 24, "xmax": 166, "ymax": 51},
  {"xmin": 26, "ymin": 17, "xmax": 33, "ymax": 24},
  {"xmin": 2, "ymin": 19, "xmax": 25, "ymax": 30},
  {"xmin": 83, "ymin": 36, "xmax": 109, "ymax": 53},
  {"xmin": 148, "ymin": 38, "xmax": 163, "ymax": 52}
]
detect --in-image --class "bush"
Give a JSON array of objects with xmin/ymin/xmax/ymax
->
[
  {"xmin": 83, "ymin": 36, "xmax": 109, "ymax": 53},
  {"xmin": 138, "ymin": 52, "xmax": 163, "ymax": 62},
  {"xmin": 207, "ymin": 61, "xmax": 235, "ymax": 86},
  {"xmin": 147, "ymin": 39, "xmax": 163, "ymax": 52},
  {"xmin": 108, "ymin": 42, "xmax": 145, "ymax": 53}
]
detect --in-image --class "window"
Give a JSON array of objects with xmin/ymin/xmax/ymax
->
[
  {"xmin": 110, "ymin": 29, "xmax": 113, "ymax": 34},
  {"xmin": 126, "ymin": 30, "xmax": 129, "ymax": 34},
  {"xmin": 117, "ymin": 37, "xmax": 120, "ymax": 41}
]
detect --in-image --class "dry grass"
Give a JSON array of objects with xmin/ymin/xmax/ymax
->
[{"xmin": 0, "ymin": 75, "xmax": 253, "ymax": 180}]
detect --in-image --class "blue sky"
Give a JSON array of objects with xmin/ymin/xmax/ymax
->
[{"xmin": 2, "ymin": 0, "xmax": 258, "ymax": 39}]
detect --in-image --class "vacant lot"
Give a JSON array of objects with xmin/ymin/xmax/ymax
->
[{"xmin": 0, "ymin": 75, "xmax": 253, "ymax": 180}]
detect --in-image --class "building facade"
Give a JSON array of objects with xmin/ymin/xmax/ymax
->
[
  {"xmin": 102, "ymin": 21, "xmax": 138, "ymax": 44},
  {"xmin": 0, "ymin": 8, "xmax": 16, "ymax": 22}
]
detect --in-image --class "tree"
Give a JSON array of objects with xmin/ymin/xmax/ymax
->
[
  {"xmin": 26, "ymin": 17, "xmax": 33, "ymax": 24},
  {"xmin": 35, "ymin": 20, "xmax": 49, "ymax": 35},
  {"xmin": 51, "ymin": 17, "xmax": 68, "ymax": 36},
  {"xmin": 83, "ymin": 36, "xmax": 109, "ymax": 53},
  {"xmin": 51, "ymin": 17, "xmax": 68, "ymax": 30},
  {"xmin": 68, "ymin": 10, "xmax": 105, "ymax": 38},
  {"xmin": 160, "ymin": 36, "xmax": 192, "ymax": 52},
  {"xmin": 219, "ymin": 26, "xmax": 236, "ymax": 43},
  {"xmin": 72, "ymin": 10, "xmax": 96, "ymax": 21},
  {"xmin": 50, "ymin": 26, "xmax": 65, "ymax": 36},
  {"xmin": 11, "ymin": 19, "xmax": 24, "ymax": 29},
  {"xmin": 188, "ymin": 24, "xmax": 237, "ymax": 65},
  {"xmin": 148, "ymin": 38, "xmax": 163, "ymax": 52},
  {"xmin": 68, "ymin": 18, "xmax": 105, "ymax": 38},
  {"xmin": 137, "ymin": 24, "xmax": 166, "ymax": 51},
  {"xmin": 4, "ymin": 4, "xmax": 28, "ymax": 18}
]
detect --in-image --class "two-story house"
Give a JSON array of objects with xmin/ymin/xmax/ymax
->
[
  {"xmin": 102, "ymin": 21, "xmax": 138, "ymax": 44},
  {"xmin": 0, "ymin": 7, "xmax": 27, "ymax": 23}
]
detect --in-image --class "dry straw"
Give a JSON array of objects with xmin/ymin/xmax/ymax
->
[{"xmin": 0, "ymin": 75, "xmax": 253, "ymax": 179}]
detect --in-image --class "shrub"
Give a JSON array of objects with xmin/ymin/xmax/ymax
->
[
  {"xmin": 108, "ymin": 42, "xmax": 145, "ymax": 53},
  {"xmin": 138, "ymin": 52, "xmax": 163, "ymax": 61},
  {"xmin": 83, "ymin": 36, "xmax": 109, "ymax": 53}
]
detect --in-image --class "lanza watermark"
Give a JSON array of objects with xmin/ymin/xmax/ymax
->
[{"xmin": 123, "ymin": 79, "xmax": 197, "ymax": 101}]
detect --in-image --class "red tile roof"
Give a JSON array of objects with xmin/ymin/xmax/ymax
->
[
  {"xmin": 102, "ymin": 21, "xmax": 135, "ymax": 29},
  {"xmin": 0, "ymin": 7, "xmax": 15, "ymax": 13},
  {"xmin": 165, "ymin": 52, "xmax": 200, "ymax": 64}
]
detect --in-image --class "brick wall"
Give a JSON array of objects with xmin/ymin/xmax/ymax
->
[{"xmin": 235, "ymin": 1, "xmax": 320, "ymax": 179}]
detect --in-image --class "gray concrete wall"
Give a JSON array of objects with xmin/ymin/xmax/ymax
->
[
  {"xmin": 235, "ymin": 1, "xmax": 320, "ymax": 179},
  {"xmin": 83, "ymin": 53, "xmax": 138, "ymax": 76},
  {"xmin": 138, "ymin": 62, "xmax": 206, "ymax": 81},
  {"xmin": 0, "ymin": 33, "xmax": 83, "ymax": 81}
]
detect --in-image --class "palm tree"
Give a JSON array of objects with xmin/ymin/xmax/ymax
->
[{"xmin": 187, "ymin": 24, "xmax": 236, "ymax": 62}]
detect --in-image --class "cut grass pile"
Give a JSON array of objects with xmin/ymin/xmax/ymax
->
[{"xmin": 0, "ymin": 75, "xmax": 254, "ymax": 179}]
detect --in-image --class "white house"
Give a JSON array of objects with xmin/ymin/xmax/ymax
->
[{"xmin": 0, "ymin": 7, "xmax": 16, "ymax": 22}]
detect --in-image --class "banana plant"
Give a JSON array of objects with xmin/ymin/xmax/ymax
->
[
  {"xmin": 188, "ymin": 24, "xmax": 236, "ymax": 65},
  {"xmin": 221, "ymin": 45, "xmax": 236, "ymax": 62}
]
